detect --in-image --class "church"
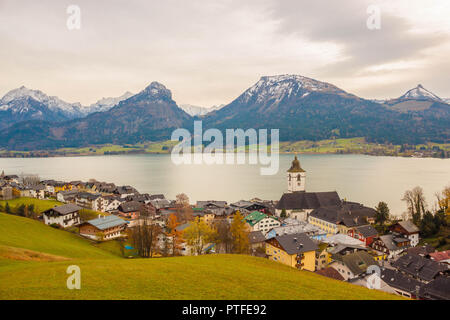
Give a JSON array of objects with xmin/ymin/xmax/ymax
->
[
  {"xmin": 275, "ymin": 156, "xmax": 341, "ymax": 221},
  {"xmin": 275, "ymin": 156, "xmax": 376, "ymax": 235}
]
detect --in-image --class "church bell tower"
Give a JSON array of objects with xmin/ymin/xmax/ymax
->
[{"xmin": 287, "ymin": 155, "xmax": 306, "ymax": 192}]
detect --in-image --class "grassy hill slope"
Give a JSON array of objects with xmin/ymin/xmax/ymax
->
[
  {"xmin": 0, "ymin": 213, "xmax": 117, "ymax": 259},
  {"xmin": 0, "ymin": 213, "xmax": 402, "ymax": 300}
]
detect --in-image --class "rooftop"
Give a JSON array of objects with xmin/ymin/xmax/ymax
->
[
  {"xmin": 44, "ymin": 203, "xmax": 82, "ymax": 215},
  {"xmin": 315, "ymin": 267, "xmax": 345, "ymax": 281},
  {"xmin": 276, "ymin": 191, "xmax": 341, "ymax": 210},
  {"xmin": 392, "ymin": 253, "xmax": 449, "ymax": 282},
  {"xmin": 244, "ymin": 211, "xmax": 269, "ymax": 227},
  {"xmin": 287, "ymin": 156, "xmax": 305, "ymax": 173},
  {"xmin": 84, "ymin": 215, "xmax": 127, "ymax": 230},
  {"xmin": 397, "ymin": 220, "xmax": 420, "ymax": 233},
  {"xmin": 272, "ymin": 232, "xmax": 318, "ymax": 255}
]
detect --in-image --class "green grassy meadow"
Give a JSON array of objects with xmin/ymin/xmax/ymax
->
[
  {"xmin": 0, "ymin": 197, "xmax": 104, "ymax": 222},
  {"xmin": 0, "ymin": 197, "xmax": 62, "ymax": 214},
  {"xmin": 0, "ymin": 213, "xmax": 402, "ymax": 300}
]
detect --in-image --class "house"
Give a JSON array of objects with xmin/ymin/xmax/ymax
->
[
  {"xmin": 3, "ymin": 175, "xmax": 19, "ymax": 183},
  {"xmin": 315, "ymin": 267, "xmax": 345, "ymax": 281},
  {"xmin": 28, "ymin": 184, "xmax": 45, "ymax": 199},
  {"xmin": 125, "ymin": 193, "xmax": 152, "ymax": 203},
  {"xmin": 266, "ymin": 220, "xmax": 325, "ymax": 241},
  {"xmin": 97, "ymin": 183, "xmax": 116, "ymax": 194},
  {"xmin": 117, "ymin": 201, "xmax": 142, "ymax": 219},
  {"xmin": 407, "ymin": 245, "xmax": 435, "ymax": 257},
  {"xmin": 315, "ymin": 243, "xmax": 332, "ymax": 271},
  {"xmin": 328, "ymin": 243, "xmax": 368, "ymax": 256},
  {"xmin": 93, "ymin": 195, "xmax": 123, "ymax": 212},
  {"xmin": 149, "ymin": 198, "xmax": 172, "ymax": 210},
  {"xmin": 348, "ymin": 225, "xmax": 378, "ymax": 246},
  {"xmin": 79, "ymin": 215, "xmax": 127, "ymax": 241},
  {"xmin": 308, "ymin": 202, "xmax": 376, "ymax": 235},
  {"xmin": 12, "ymin": 185, "xmax": 32, "ymax": 198},
  {"xmin": 57, "ymin": 189, "xmax": 79, "ymax": 203},
  {"xmin": 429, "ymin": 250, "xmax": 450, "ymax": 265},
  {"xmin": 69, "ymin": 181, "xmax": 86, "ymax": 191},
  {"xmin": 42, "ymin": 180, "xmax": 69, "ymax": 195},
  {"xmin": 75, "ymin": 192, "xmax": 101, "ymax": 209},
  {"xmin": 192, "ymin": 208, "xmax": 216, "ymax": 225},
  {"xmin": 42, "ymin": 204, "xmax": 82, "ymax": 228},
  {"xmin": 114, "ymin": 185, "xmax": 139, "ymax": 199},
  {"xmin": 379, "ymin": 268, "xmax": 423, "ymax": 299},
  {"xmin": 244, "ymin": 211, "xmax": 280, "ymax": 234},
  {"xmin": 265, "ymin": 232, "xmax": 318, "ymax": 271},
  {"xmin": 0, "ymin": 184, "xmax": 13, "ymax": 200},
  {"xmin": 149, "ymin": 194, "xmax": 166, "ymax": 201},
  {"xmin": 390, "ymin": 221, "xmax": 420, "ymax": 247},
  {"xmin": 249, "ymin": 231, "xmax": 266, "ymax": 255},
  {"xmin": 419, "ymin": 277, "xmax": 450, "ymax": 300},
  {"xmin": 322, "ymin": 233, "xmax": 366, "ymax": 247},
  {"xmin": 196, "ymin": 201, "xmax": 228, "ymax": 216},
  {"xmin": 392, "ymin": 253, "xmax": 449, "ymax": 283},
  {"xmin": 371, "ymin": 234, "xmax": 410, "ymax": 259},
  {"xmin": 329, "ymin": 251, "xmax": 378, "ymax": 281},
  {"xmin": 231, "ymin": 200, "xmax": 272, "ymax": 215}
]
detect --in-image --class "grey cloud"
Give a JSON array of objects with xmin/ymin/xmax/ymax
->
[{"xmin": 268, "ymin": 0, "xmax": 448, "ymax": 75}]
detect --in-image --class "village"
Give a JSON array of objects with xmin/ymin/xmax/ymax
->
[{"xmin": 0, "ymin": 156, "xmax": 449, "ymax": 300}]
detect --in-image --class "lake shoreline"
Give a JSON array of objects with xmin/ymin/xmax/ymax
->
[
  {"xmin": 1, "ymin": 137, "xmax": 448, "ymax": 159},
  {"xmin": 1, "ymin": 150, "xmax": 449, "ymax": 159}
]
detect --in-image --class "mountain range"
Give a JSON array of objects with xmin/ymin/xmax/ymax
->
[
  {"xmin": 0, "ymin": 75, "xmax": 448, "ymax": 150},
  {"xmin": 0, "ymin": 86, "xmax": 133, "ymax": 130}
]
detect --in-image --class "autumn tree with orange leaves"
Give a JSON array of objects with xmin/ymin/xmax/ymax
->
[{"xmin": 166, "ymin": 214, "xmax": 184, "ymax": 256}]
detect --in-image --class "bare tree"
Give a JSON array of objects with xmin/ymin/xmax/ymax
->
[
  {"xmin": 214, "ymin": 219, "xmax": 233, "ymax": 253},
  {"xmin": 129, "ymin": 206, "xmax": 162, "ymax": 258},
  {"xmin": 20, "ymin": 173, "xmax": 40, "ymax": 186},
  {"xmin": 402, "ymin": 186, "xmax": 427, "ymax": 225},
  {"xmin": 175, "ymin": 193, "xmax": 193, "ymax": 223}
]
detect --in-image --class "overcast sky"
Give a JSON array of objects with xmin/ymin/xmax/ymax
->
[{"xmin": 1, "ymin": 0, "xmax": 449, "ymax": 107}]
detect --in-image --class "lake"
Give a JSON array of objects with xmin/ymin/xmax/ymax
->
[{"xmin": 0, "ymin": 154, "xmax": 448, "ymax": 216}]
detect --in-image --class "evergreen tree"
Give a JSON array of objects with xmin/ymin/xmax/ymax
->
[
  {"xmin": 375, "ymin": 201, "xmax": 390, "ymax": 225},
  {"xmin": 16, "ymin": 204, "xmax": 26, "ymax": 217}
]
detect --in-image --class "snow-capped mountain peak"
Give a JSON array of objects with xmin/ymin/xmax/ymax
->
[
  {"xmin": 0, "ymin": 86, "xmax": 83, "ymax": 117},
  {"xmin": 240, "ymin": 74, "xmax": 349, "ymax": 104},
  {"xmin": 399, "ymin": 84, "xmax": 443, "ymax": 102},
  {"xmin": 0, "ymin": 86, "xmax": 136, "ymax": 124}
]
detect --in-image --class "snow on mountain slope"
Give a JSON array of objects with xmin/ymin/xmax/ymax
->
[
  {"xmin": 398, "ymin": 84, "xmax": 443, "ymax": 102},
  {"xmin": 87, "ymin": 91, "xmax": 134, "ymax": 113},
  {"xmin": 180, "ymin": 104, "xmax": 224, "ymax": 116},
  {"xmin": 0, "ymin": 86, "xmax": 84, "ymax": 118},
  {"xmin": 0, "ymin": 86, "xmax": 135, "ymax": 120},
  {"xmin": 239, "ymin": 74, "xmax": 352, "ymax": 105}
]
